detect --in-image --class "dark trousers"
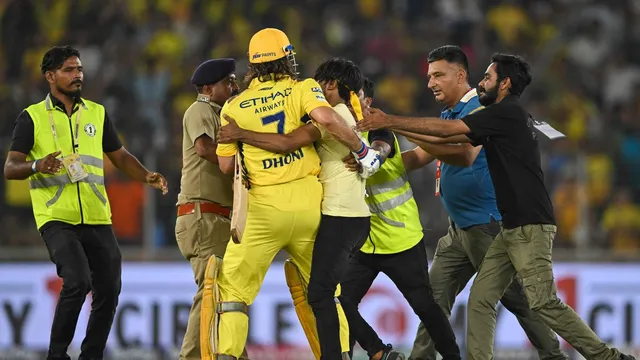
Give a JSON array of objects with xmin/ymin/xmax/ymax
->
[
  {"xmin": 308, "ymin": 215, "xmax": 371, "ymax": 360},
  {"xmin": 41, "ymin": 221, "xmax": 122, "ymax": 360},
  {"xmin": 340, "ymin": 239, "xmax": 461, "ymax": 360}
]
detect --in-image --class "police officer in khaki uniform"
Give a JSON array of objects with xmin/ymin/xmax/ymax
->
[{"xmin": 175, "ymin": 58, "xmax": 247, "ymax": 360}]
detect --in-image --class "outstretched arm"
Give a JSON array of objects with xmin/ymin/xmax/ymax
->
[
  {"xmin": 357, "ymin": 108, "xmax": 473, "ymax": 139},
  {"xmin": 394, "ymin": 129, "xmax": 472, "ymax": 145},
  {"xmin": 401, "ymin": 146, "xmax": 435, "ymax": 172},
  {"xmin": 396, "ymin": 129, "xmax": 480, "ymax": 167}
]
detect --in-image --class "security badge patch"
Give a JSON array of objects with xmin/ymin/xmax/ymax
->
[
  {"xmin": 197, "ymin": 94, "xmax": 211, "ymax": 103},
  {"xmin": 84, "ymin": 123, "xmax": 97, "ymax": 137}
]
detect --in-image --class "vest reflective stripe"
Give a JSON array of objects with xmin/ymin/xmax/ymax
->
[
  {"xmin": 369, "ymin": 186, "xmax": 413, "ymax": 213},
  {"xmin": 79, "ymin": 155, "xmax": 104, "ymax": 168},
  {"xmin": 26, "ymin": 97, "xmax": 112, "ymax": 229},
  {"xmin": 29, "ymin": 175, "xmax": 106, "ymax": 207},
  {"xmin": 367, "ymin": 173, "xmax": 408, "ymax": 196},
  {"xmin": 29, "ymin": 173, "xmax": 104, "ymax": 189},
  {"xmin": 361, "ymin": 132, "xmax": 423, "ymax": 254}
]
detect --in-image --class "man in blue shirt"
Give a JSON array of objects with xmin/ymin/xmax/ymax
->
[{"xmin": 396, "ymin": 46, "xmax": 567, "ymax": 360}]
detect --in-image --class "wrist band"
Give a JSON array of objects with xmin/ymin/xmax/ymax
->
[
  {"xmin": 32, "ymin": 159, "xmax": 39, "ymax": 173},
  {"xmin": 355, "ymin": 142, "xmax": 368, "ymax": 158}
]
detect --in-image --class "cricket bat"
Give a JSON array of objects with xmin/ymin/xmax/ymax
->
[{"xmin": 230, "ymin": 153, "xmax": 248, "ymax": 244}]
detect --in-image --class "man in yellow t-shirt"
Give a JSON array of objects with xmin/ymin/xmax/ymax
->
[
  {"xmin": 218, "ymin": 58, "xmax": 380, "ymax": 359},
  {"xmin": 205, "ymin": 28, "xmax": 382, "ymax": 360}
]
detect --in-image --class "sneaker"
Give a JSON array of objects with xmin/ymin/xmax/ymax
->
[{"xmin": 379, "ymin": 344, "xmax": 406, "ymax": 360}]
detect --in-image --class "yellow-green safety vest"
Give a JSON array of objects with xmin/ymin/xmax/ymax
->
[
  {"xmin": 361, "ymin": 132, "xmax": 423, "ymax": 254},
  {"xmin": 26, "ymin": 94, "xmax": 112, "ymax": 230}
]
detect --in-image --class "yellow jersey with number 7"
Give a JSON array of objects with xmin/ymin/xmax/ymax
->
[{"xmin": 216, "ymin": 76, "xmax": 330, "ymax": 187}]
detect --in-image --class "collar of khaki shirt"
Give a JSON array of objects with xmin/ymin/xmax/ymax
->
[{"xmin": 196, "ymin": 93, "xmax": 222, "ymax": 113}]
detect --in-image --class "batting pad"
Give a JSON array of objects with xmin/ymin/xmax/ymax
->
[
  {"xmin": 285, "ymin": 259, "xmax": 321, "ymax": 359},
  {"xmin": 284, "ymin": 259, "xmax": 352, "ymax": 359}
]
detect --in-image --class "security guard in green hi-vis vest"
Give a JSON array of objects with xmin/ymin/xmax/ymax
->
[
  {"xmin": 3, "ymin": 45, "xmax": 168, "ymax": 360},
  {"xmin": 340, "ymin": 78, "xmax": 461, "ymax": 360}
]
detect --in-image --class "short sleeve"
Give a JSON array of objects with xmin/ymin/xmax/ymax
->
[
  {"xmin": 461, "ymin": 105, "xmax": 503, "ymax": 145},
  {"xmin": 9, "ymin": 111, "xmax": 35, "ymax": 154},
  {"xmin": 215, "ymin": 104, "xmax": 238, "ymax": 157},
  {"xmin": 299, "ymin": 79, "xmax": 331, "ymax": 115},
  {"xmin": 185, "ymin": 103, "xmax": 218, "ymax": 145},
  {"xmin": 368, "ymin": 129, "xmax": 396, "ymax": 158},
  {"xmin": 102, "ymin": 112, "xmax": 123, "ymax": 152}
]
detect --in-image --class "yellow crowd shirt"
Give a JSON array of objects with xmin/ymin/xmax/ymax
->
[
  {"xmin": 216, "ymin": 76, "xmax": 328, "ymax": 186},
  {"xmin": 315, "ymin": 103, "xmax": 370, "ymax": 217}
]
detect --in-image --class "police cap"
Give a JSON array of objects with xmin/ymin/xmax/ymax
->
[{"xmin": 190, "ymin": 58, "xmax": 235, "ymax": 86}]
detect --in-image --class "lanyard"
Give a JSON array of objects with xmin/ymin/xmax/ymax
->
[{"xmin": 48, "ymin": 106, "xmax": 82, "ymax": 156}]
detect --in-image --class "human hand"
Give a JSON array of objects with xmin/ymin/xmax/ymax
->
[
  {"xmin": 342, "ymin": 153, "xmax": 362, "ymax": 173},
  {"xmin": 146, "ymin": 172, "xmax": 168, "ymax": 195},
  {"xmin": 36, "ymin": 151, "xmax": 63, "ymax": 174},
  {"xmin": 218, "ymin": 115, "xmax": 244, "ymax": 143},
  {"xmin": 356, "ymin": 108, "xmax": 389, "ymax": 132}
]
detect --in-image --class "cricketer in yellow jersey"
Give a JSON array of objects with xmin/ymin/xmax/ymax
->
[
  {"xmin": 218, "ymin": 58, "xmax": 383, "ymax": 360},
  {"xmin": 203, "ymin": 28, "xmax": 382, "ymax": 360}
]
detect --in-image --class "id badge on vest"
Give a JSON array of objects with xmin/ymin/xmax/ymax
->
[
  {"xmin": 62, "ymin": 153, "xmax": 88, "ymax": 183},
  {"xmin": 48, "ymin": 105, "xmax": 88, "ymax": 183}
]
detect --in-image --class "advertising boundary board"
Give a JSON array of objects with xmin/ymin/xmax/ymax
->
[{"xmin": 1, "ymin": 262, "xmax": 639, "ymax": 352}]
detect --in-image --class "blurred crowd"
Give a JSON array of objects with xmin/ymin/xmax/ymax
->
[{"xmin": 1, "ymin": 0, "xmax": 640, "ymax": 258}]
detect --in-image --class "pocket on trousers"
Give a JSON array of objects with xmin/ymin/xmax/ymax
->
[
  {"xmin": 521, "ymin": 269, "xmax": 557, "ymax": 311},
  {"xmin": 175, "ymin": 217, "xmax": 200, "ymax": 260},
  {"xmin": 434, "ymin": 234, "xmax": 453, "ymax": 258}
]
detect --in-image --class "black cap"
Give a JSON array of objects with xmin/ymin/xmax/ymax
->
[{"xmin": 190, "ymin": 58, "xmax": 235, "ymax": 86}]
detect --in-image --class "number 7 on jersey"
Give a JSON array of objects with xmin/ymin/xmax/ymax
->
[{"xmin": 261, "ymin": 111, "xmax": 286, "ymax": 134}]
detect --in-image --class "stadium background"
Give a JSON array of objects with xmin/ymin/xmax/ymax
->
[{"xmin": 0, "ymin": 0, "xmax": 639, "ymax": 359}]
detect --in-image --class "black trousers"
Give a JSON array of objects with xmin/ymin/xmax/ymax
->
[
  {"xmin": 41, "ymin": 221, "xmax": 122, "ymax": 360},
  {"xmin": 339, "ymin": 239, "xmax": 461, "ymax": 360},
  {"xmin": 308, "ymin": 215, "xmax": 371, "ymax": 360}
]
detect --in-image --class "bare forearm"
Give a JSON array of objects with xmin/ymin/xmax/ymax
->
[
  {"xmin": 4, "ymin": 159, "xmax": 35, "ymax": 180},
  {"xmin": 113, "ymin": 153, "xmax": 150, "ymax": 182},
  {"xmin": 325, "ymin": 124, "xmax": 362, "ymax": 152},
  {"xmin": 428, "ymin": 148, "xmax": 471, "ymax": 167},
  {"xmin": 309, "ymin": 107, "xmax": 363, "ymax": 151},
  {"xmin": 388, "ymin": 116, "xmax": 458, "ymax": 137},
  {"xmin": 401, "ymin": 149, "xmax": 435, "ymax": 172},
  {"xmin": 371, "ymin": 140, "xmax": 392, "ymax": 163},
  {"xmin": 406, "ymin": 134, "xmax": 476, "ymax": 167},
  {"xmin": 199, "ymin": 148, "xmax": 219, "ymax": 164},
  {"xmin": 318, "ymin": 111, "xmax": 362, "ymax": 151},
  {"xmin": 238, "ymin": 131, "xmax": 292, "ymax": 153},
  {"xmin": 396, "ymin": 129, "xmax": 469, "ymax": 144}
]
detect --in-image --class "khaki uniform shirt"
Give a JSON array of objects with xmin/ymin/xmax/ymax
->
[{"xmin": 177, "ymin": 95, "xmax": 233, "ymax": 207}]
